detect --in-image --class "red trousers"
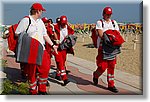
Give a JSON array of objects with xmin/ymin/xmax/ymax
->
[
  {"xmin": 23, "ymin": 50, "xmax": 50, "ymax": 94},
  {"xmin": 53, "ymin": 49, "xmax": 67, "ymax": 81},
  {"xmin": 45, "ymin": 42, "xmax": 52, "ymax": 57},
  {"xmin": 93, "ymin": 48, "xmax": 116, "ymax": 87}
]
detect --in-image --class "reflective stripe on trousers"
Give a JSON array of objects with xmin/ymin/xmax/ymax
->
[
  {"xmin": 107, "ymin": 74, "xmax": 115, "ymax": 87},
  {"xmin": 29, "ymin": 81, "xmax": 37, "ymax": 90},
  {"xmin": 61, "ymin": 70, "xmax": 66, "ymax": 76},
  {"xmin": 38, "ymin": 77, "xmax": 47, "ymax": 85}
]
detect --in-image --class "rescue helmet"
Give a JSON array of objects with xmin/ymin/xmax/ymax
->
[
  {"xmin": 103, "ymin": 6, "xmax": 112, "ymax": 15},
  {"xmin": 60, "ymin": 15, "xmax": 68, "ymax": 24}
]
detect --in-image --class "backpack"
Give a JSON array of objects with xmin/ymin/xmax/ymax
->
[
  {"xmin": 7, "ymin": 24, "xmax": 18, "ymax": 52},
  {"xmin": 7, "ymin": 16, "xmax": 31, "ymax": 52},
  {"xmin": 91, "ymin": 19, "xmax": 116, "ymax": 48}
]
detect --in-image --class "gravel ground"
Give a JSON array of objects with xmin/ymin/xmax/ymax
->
[{"xmin": 74, "ymin": 33, "xmax": 142, "ymax": 76}]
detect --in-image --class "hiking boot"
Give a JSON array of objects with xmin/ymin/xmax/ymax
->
[
  {"xmin": 93, "ymin": 77, "xmax": 98, "ymax": 85},
  {"xmin": 55, "ymin": 76, "xmax": 61, "ymax": 81},
  {"xmin": 108, "ymin": 86, "xmax": 119, "ymax": 93},
  {"xmin": 66, "ymin": 70, "xmax": 71, "ymax": 74},
  {"xmin": 62, "ymin": 79, "xmax": 70, "ymax": 86}
]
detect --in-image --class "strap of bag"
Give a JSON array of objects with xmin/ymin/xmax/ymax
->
[
  {"xmin": 25, "ymin": 17, "xmax": 31, "ymax": 33},
  {"xmin": 100, "ymin": 19, "xmax": 104, "ymax": 28},
  {"xmin": 100, "ymin": 19, "xmax": 116, "ymax": 28},
  {"xmin": 111, "ymin": 20, "xmax": 115, "ymax": 28}
]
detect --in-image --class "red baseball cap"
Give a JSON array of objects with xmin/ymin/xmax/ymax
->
[
  {"xmin": 60, "ymin": 15, "xmax": 68, "ymax": 24},
  {"xmin": 103, "ymin": 7, "xmax": 112, "ymax": 15},
  {"xmin": 31, "ymin": 3, "xmax": 46, "ymax": 11}
]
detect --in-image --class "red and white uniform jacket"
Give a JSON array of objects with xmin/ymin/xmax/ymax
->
[
  {"xmin": 45, "ymin": 25, "xmax": 54, "ymax": 55},
  {"xmin": 54, "ymin": 24, "xmax": 74, "ymax": 54},
  {"xmin": 54, "ymin": 24, "xmax": 74, "ymax": 41}
]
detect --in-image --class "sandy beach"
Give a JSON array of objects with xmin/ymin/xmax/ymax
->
[{"xmin": 74, "ymin": 33, "xmax": 142, "ymax": 76}]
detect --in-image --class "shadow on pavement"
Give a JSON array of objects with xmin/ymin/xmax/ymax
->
[
  {"xmin": 48, "ymin": 72, "xmax": 63, "ymax": 86},
  {"xmin": 3, "ymin": 67, "xmax": 26, "ymax": 83},
  {"xmin": 68, "ymin": 73, "xmax": 108, "ymax": 90},
  {"xmin": 68, "ymin": 74, "xmax": 92, "ymax": 85},
  {"xmin": 91, "ymin": 82, "xmax": 108, "ymax": 90}
]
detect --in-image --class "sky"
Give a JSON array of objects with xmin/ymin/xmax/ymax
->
[{"xmin": 0, "ymin": 0, "xmax": 143, "ymax": 25}]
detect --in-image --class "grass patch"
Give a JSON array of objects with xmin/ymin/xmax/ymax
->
[
  {"xmin": 1, "ymin": 79, "xmax": 29, "ymax": 95},
  {"xmin": 0, "ymin": 59, "xmax": 29, "ymax": 95}
]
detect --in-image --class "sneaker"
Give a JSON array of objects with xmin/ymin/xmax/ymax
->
[
  {"xmin": 38, "ymin": 91, "xmax": 48, "ymax": 95},
  {"xmin": 62, "ymin": 79, "xmax": 70, "ymax": 86},
  {"xmin": 93, "ymin": 77, "xmax": 98, "ymax": 85},
  {"xmin": 108, "ymin": 86, "xmax": 119, "ymax": 93},
  {"xmin": 55, "ymin": 76, "xmax": 61, "ymax": 81}
]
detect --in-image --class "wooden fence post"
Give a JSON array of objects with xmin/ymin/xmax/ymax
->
[{"xmin": 132, "ymin": 39, "xmax": 138, "ymax": 50}]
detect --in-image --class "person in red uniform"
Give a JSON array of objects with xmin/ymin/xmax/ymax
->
[
  {"xmin": 41, "ymin": 17, "xmax": 54, "ymax": 87},
  {"xmin": 42, "ymin": 17, "xmax": 55, "ymax": 56},
  {"xmin": 15, "ymin": 3, "xmax": 58, "ymax": 95},
  {"xmin": 54, "ymin": 15, "xmax": 74, "ymax": 86},
  {"xmin": 93, "ymin": 7, "xmax": 120, "ymax": 93}
]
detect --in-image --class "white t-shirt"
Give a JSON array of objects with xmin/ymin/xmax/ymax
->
[
  {"xmin": 15, "ymin": 15, "xmax": 48, "ymax": 49},
  {"xmin": 96, "ymin": 19, "xmax": 119, "ymax": 32},
  {"xmin": 96, "ymin": 19, "xmax": 119, "ymax": 48},
  {"xmin": 60, "ymin": 25, "xmax": 68, "ymax": 43}
]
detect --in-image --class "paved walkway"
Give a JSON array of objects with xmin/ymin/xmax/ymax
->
[{"xmin": 0, "ymin": 39, "xmax": 142, "ymax": 95}]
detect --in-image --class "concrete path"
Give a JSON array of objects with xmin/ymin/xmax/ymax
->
[{"xmin": 0, "ymin": 39, "xmax": 142, "ymax": 95}]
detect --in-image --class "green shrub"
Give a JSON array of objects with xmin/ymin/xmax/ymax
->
[{"xmin": 1, "ymin": 79, "xmax": 29, "ymax": 95}]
